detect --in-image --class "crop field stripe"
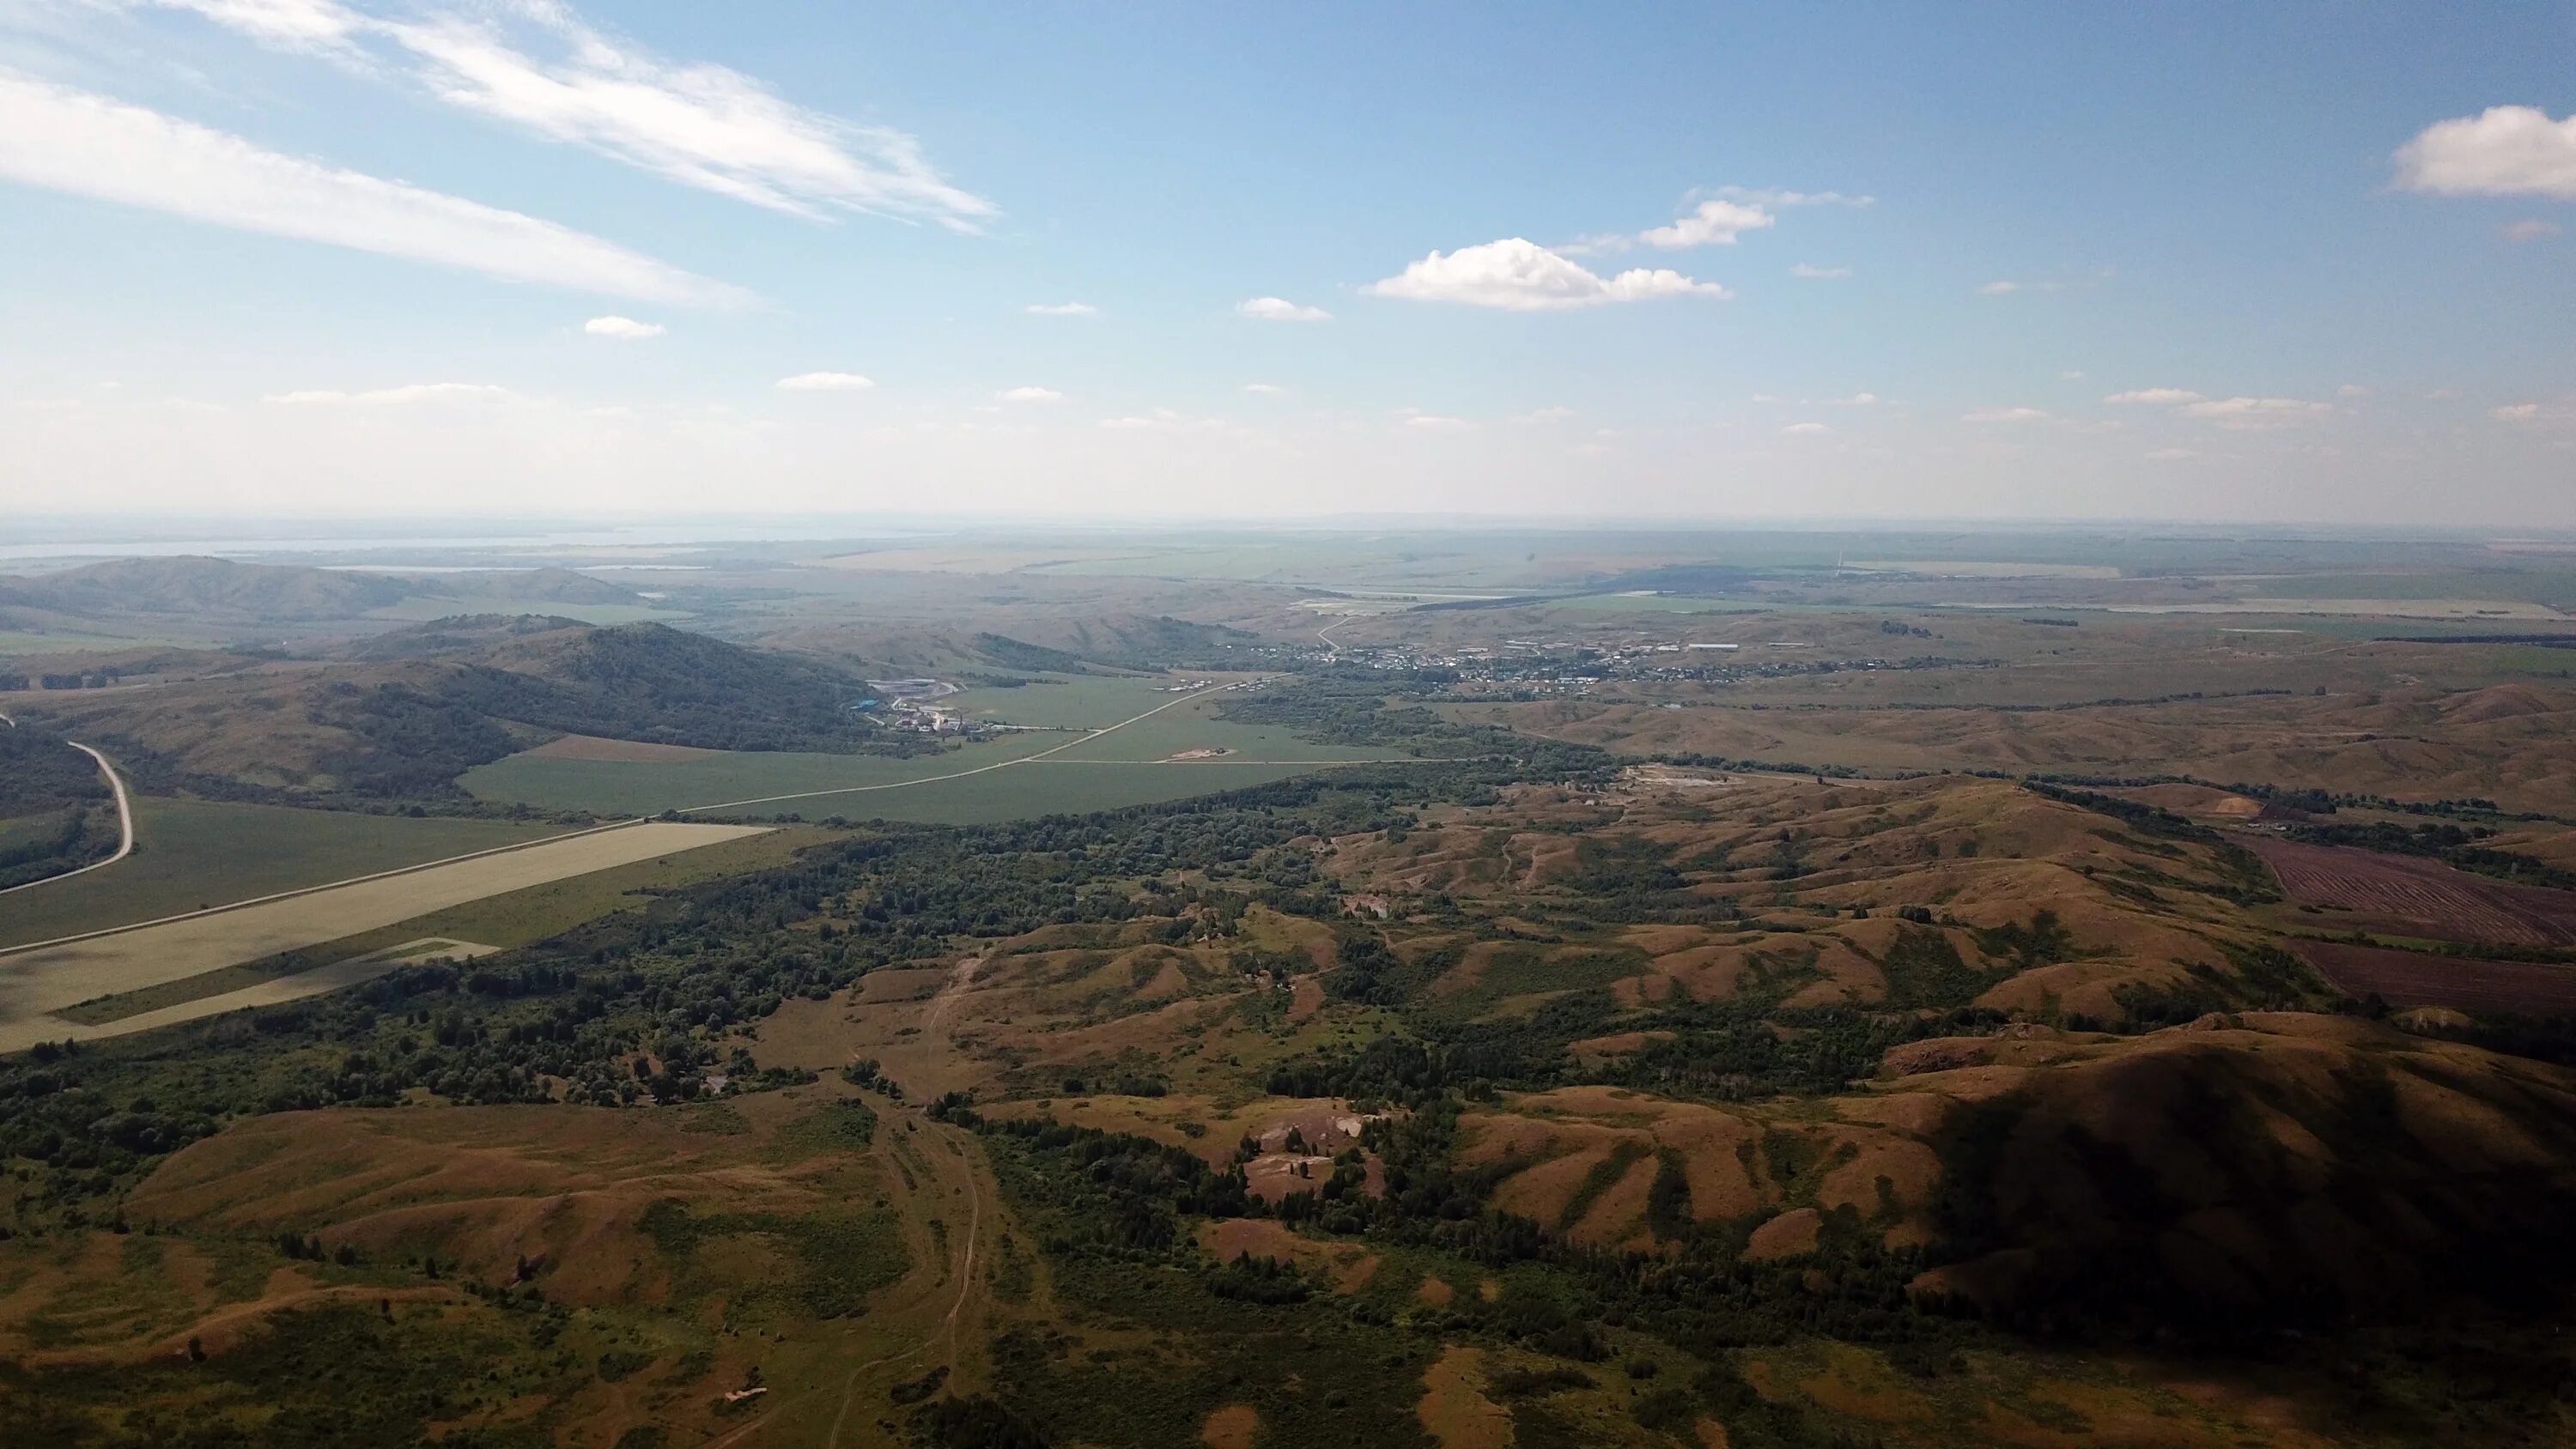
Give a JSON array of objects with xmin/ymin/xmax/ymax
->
[
  {"xmin": 0, "ymin": 815, "xmax": 644, "ymax": 959},
  {"xmin": 0, "ymin": 822, "xmax": 763, "ymax": 1052}
]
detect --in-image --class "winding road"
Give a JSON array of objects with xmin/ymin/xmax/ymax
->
[{"xmin": 0, "ymin": 715, "xmax": 137, "ymax": 898}]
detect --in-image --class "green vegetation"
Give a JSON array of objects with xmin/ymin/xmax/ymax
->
[{"xmin": 0, "ymin": 799, "xmax": 566, "ymax": 949}]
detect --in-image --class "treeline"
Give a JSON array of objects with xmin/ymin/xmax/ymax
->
[{"xmin": 2283, "ymin": 819, "xmax": 2576, "ymax": 893}]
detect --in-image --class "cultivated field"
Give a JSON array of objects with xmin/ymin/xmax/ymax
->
[
  {"xmin": 0, "ymin": 822, "xmax": 764, "ymax": 1051},
  {"xmin": 0, "ymin": 797, "xmax": 566, "ymax": 949},
  {"xmin": 2294, "ymin": 941, "xmax": 2576, "ymax": 1016},
  {"xmin": 464, "ymin": 682, "xmax": 1393, "ymax": 820},
  {"xmin": 2249, "ymin": 838, "xmax": 2576, "ymax": 947}
]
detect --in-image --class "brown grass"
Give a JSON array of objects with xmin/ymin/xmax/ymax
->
[{"xmin": 521, "ymin": 733, "xmax": 721, "ymax": 763}]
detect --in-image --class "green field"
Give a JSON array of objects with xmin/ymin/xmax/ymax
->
[
  {"xmin": 462, "ymin": 686, "xmax": 1396, "ymax": 820},
  {"xmin": 0, "ymin": 799, "xmax": 567, "ymax": 948}
]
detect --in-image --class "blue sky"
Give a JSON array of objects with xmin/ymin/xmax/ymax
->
[{"xmin": 1, "ymin": 2, "xmax": 2571, "ymax": 523}]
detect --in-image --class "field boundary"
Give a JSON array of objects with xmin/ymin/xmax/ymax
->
[{"xmin": 0, "ymin": 815, "xmax": 644, "ymax": 960}]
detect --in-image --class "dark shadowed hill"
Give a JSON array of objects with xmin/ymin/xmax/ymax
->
[
  {"xmin": 17, "ymin": 619, "xmax": 915, "ymax": 803},
  {"xmin": 0, "ymin": 556, "xmax": 412, "ymax": 621}
]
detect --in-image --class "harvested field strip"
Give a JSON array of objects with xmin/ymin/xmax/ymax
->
[
  {"xmin": 0, "ymin": 822, "xmax": 764, "ymax": 1052},
  {"xmin": 2294, "ymin": 940, "xmax": 2576, "ymax": 1016},
  {"xmin": 0, "ymin": 798, "xmax": 566, "ymax": 950},
  {"xmin": 55, "ymin": 937, "xmax": 499, "ymax": 1027}
]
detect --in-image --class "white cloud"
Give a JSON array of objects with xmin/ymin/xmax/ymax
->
[
  {"xmin": 267, "ymin": 382, "xmax": 513, "ymax": 404},
  {"xmin": 775, "ymin": 372, "xmax": 875, "ymax": 391},
  {"xmin": 998, "ymin": 385, "xmax": 1063, "ymax": 403},
  {"xmin": 1710, "ymin": 186, "xmax": 1874, "ymax": 209},
  {"xmin": 137, "ymin": 0, "xmax": 996, "ymax": 227},
  {"xmin": 0, "ymin": 74, "xmax": 747, "ymax": 306},
  {"xmin": 1236, "ymin": 296, "xmax": 1331, "ymax": 321},
  {"xmin": 1789, "ymin": 263, "xmax": 1851, "ymax": 279},
  {"xmin": 1961, "ymin": 407, "xmax": 2048, "ymax": 423},
  {"xmin": 2144, "ymin": 447, "xmax": 2200, "ymax": 460},
  {"xmin": 2336, "ymin": 384, "xmax": 2369, "ymax": 399},
  {"xmin": 1638, "ymin": 199, "xmax": 1774, "ymax": 249},
  {"xmin": 1365, "ymin": 238, "xmax": 1728, "ymax": 311},
  {"xmin": 2489, "ymin": 399, "xmax": 2576, "ymax": 426},
  {"xmin": 2179, "ymin": 396, "xmax": 2334, "ymax": 429},
  {"xmin": 1406, "ymin": 414, "xmax": 1470, "ymax": 430},
  {"xmin": 584, "ymin": 314, "xmax": 663, "ymax": 339},
  {"xmin": 1518, "ymin": 406, "xmax": 1577, "ymax": 422},
  {"xmin": 1977, "ymin": 280, "xmax": 2021, "ymax": 295},
  {"xmin": 1026, "ymin": 301, "xmax": 1098, "ymax": 316},
  {"xmin": 1242, "ymin": 383, "xmax": 1288, "ymax": 396},
  {"xmin": 2505, "ymin": 219, "xmax": 2563, "ymax": 242},
  {"xmin": 2394, "ymin": 106, "xmax": 2576, "ymax": 198},
  {"xmin": 1780, "ymin": 421, "xmax": 1830, "ymax": 435},
  {"xmin": 2103, "ymin": 388, "xmax": 2207, "ymax": 405}
]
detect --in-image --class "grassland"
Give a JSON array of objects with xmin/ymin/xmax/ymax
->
[
  {"xmin": 0, "ymin": 822, "xmax": 766, "ymax": 1052},
  {"xmin": 0, "ymin": 798, "xmax": 567, "ymax": 949},
  {"xmin": 464, "ymin": 680, "xmax": 1396, "ymax": 820}
]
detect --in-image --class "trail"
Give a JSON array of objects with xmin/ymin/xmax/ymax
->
[
  {"xmin": 704, "ymin": 955, "xmax": 992, "ymax": 1449},
  {"xmin": 675, "ymin": 684, "xmax": 1224, "ymax": 815},
  {"xmin": 0, "ymin": 736, "xmax": 137, "ymax": 898},
  {"xmin": 1316, "ymin": 616, "xmax": 1350, "ymax": 661}
]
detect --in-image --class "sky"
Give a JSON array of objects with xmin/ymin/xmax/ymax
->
[{"xmin": 0, "ymin": 1, "xmax": 2571, "ymax": 525}]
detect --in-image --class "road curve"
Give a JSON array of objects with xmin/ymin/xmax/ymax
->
[{"xmin": 0, "ymin": 738, "xmax": 136, "ymax": 898}]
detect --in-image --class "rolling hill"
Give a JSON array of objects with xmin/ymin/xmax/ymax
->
[{"xmin": 14, "ymin": 619, "xmax": 914, "ymax": 803}]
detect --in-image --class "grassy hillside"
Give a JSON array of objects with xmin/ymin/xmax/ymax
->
[
  {"xmin": 16, "ymin": 620, "xmax": 926, "ymax": 804},
  {"xmin": 9, "ymin": 698, "xmax": 2576, "ymax": 1445}
]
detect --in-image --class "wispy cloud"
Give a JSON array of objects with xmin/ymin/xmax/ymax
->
[
  {"xmin": 2504, "ymin": 219, "xmax": 2562, "ymax": 243},
  {"xmin": 2180, "ymin": 396, "xmax": 2334, "ymax": 429},
  {"xmin": 2394, "ymin": 106, "xmax": 2576, "ymax": 198},
  {"xmin": 2103, "ymin": 388, "xmax": 2206, "ymax": 405},
  {"xmin": 1025, "ymin": 301, "xmax": 1098, "ymax": 317},
  {"xmin": 1780, "ymin": 421, "xmax": 1830, "ymax": 436},
  {"xmin": 1236, "ymin": 296, "xmax": 1330, "ymax": 321},
  {"xmin": 1961, "ymin": 406, "xmax": 2048, "ymax": 423},
  {"xmin": 584, "ymin": 315, "xmax": 663, "ymax": 338},
  {"xmin": 1242, "ymin": 383, "xmax": 1289, "ymax": 396},
  {"xmin": 998, "ymin": 385, "xmax": 1063, "ymax": 403},
  {"xmin": 775, "ymin": 372, "xmax": 874, "ymax": 391},
  {"xmin": 135, "ymin": 0, "xmax": 997, "ymax": 227},
  {"xmin": 1366, "ymin": 238, "xmax": 1727, "ymax": 311},
  {"xmin": 0, "ymin": 74, "xmax": 748, "ymax": 305},
  {"xmin": 1789, "ymin": 263, "xmax": 1851, "ymax": 280},
  {"xmin": 267, "ymin": 382, "xmax": 513, "ymax": 403}
]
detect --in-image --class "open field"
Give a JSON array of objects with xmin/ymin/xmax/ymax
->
[
  {"xmin": 0, "ymin": 798, "xmax": 566, "ymax": 949},
  {"xmin": 0, "ymin": 822, "xmax": 764, "ymax": 1051},
  {"xmin": 2294, "ymin": 941, "xmax": 2576, "ymax": 1016},
  {"xmin": 465, "ymin": 682, "xmax": 1394, "ymax": 820},
  {"xmin": 2249, "ymin": 838, "xmax": 2576, "ymax": 947}
]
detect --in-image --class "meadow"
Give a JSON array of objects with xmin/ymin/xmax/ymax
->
[
  {"xmin": 464, "ymin": 680, "xmax": 1397, "ymax": 820},
  {"xmin": 0, "ymin": 798, "xmax": 567, "ymax": 949}
]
